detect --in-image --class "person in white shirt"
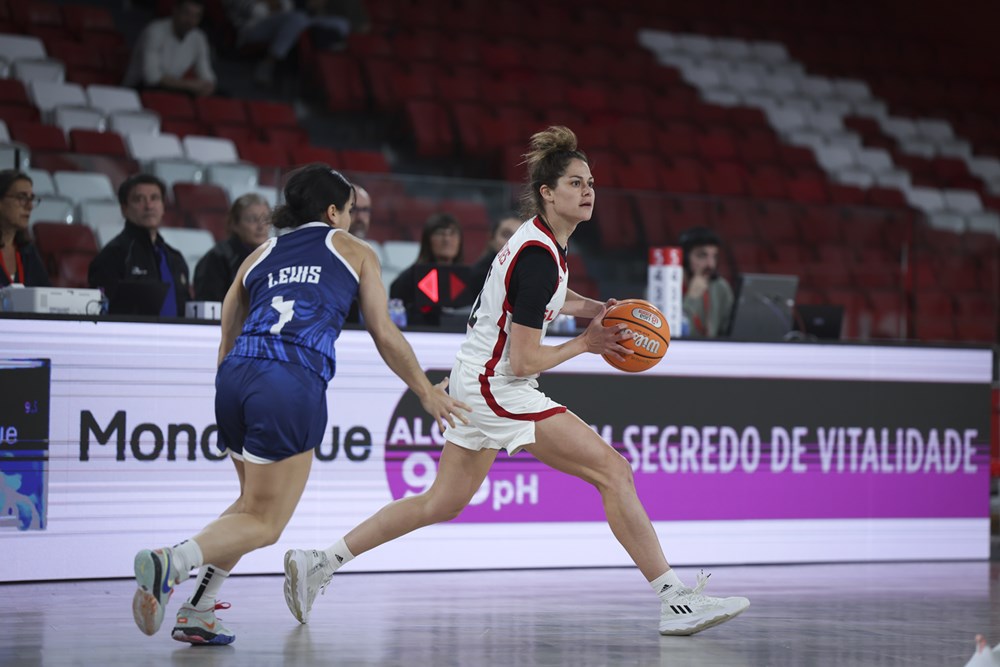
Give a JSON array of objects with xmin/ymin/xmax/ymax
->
[{"xmin": 123, "ymin": 0, "xmax": 216, "ymax": 96}]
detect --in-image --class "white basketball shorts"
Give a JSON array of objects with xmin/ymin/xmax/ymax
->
[{"xmin": 443, "ymin": 360, "xmax": 567, "ymax": 455}]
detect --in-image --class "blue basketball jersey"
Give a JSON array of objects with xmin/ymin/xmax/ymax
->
[{"xmin": 228, "ymin": 223, "xmax": 358, "ymax": 382}]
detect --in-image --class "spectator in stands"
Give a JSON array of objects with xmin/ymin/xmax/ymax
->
[
  {"xmin": 0, "ymin": 170, "xmax": 49, "ymax": 288},
  {"xmin": 390, "ymin": 213, "xmax": 465, "ymax": 327},
  {"xmin": 123, "ymin": 0, "xmax": 217, "ymax": 97},
  {"xmin": 680, "ymin": 226, "xmax": 733, "ymax": 338},
  {"xmin": 348, "ymin": 184, "xmax": 371, "ymax": 238},
  {"xmin": 468, "ymin": 213, "xmax": 521, "ymax": 296},
  {"xmin": 344, "ymin": 184, "xmax": 371, "ymax": 324},
  {"xmin": 88, "ymin": 174, "xmax": 190, "ymax": 318},
  {"xmin": 225, "ymin": 0, "xmax": 356, "ymax": 86},
  {"xmin": 193, "ymin": 193, "xmax": 272, "ymax": 302}
]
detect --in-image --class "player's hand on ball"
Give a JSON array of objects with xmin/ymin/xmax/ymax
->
[{"xmin": 585, "ymin": 304, "xmax": 634, "ymax": 360}]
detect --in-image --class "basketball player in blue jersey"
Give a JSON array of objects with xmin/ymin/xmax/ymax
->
[
  {"xmin": 283, "ymin": 129, "xmax": 750, "ymax": 636},
  {"xmin": 130, "ymin": 165, "xmax": 471, "ymax": 644}
]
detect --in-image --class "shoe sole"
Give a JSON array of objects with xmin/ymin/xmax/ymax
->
[
  {"xmin": 171, "ymin": 628, "xmax": 236, "ymax": 646},
  {"xmin": 133, "ymin": 550, "xmax": 171, "ymax": 636},
  {"xmin": 659, "ymin": 602, "xmax": 750, "ymax": 636},
  {"xmin": 283, "ymin": 550, "xmax": 308, "ymax": 624}
]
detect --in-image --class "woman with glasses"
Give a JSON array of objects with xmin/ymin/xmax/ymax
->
[
  {"xmin": 193, "ymin": 193, "xmax": 273, "ymax": 302},
  {"xmin": 0, "ymin": 170, "xmax": 49, "ymax": 288},
  {"xmin": 389, "ymin": 212, "xmax": 467, "ymax": 327}
]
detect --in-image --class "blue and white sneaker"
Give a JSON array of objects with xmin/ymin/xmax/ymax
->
[
  {"xmin": 132, "ymin": 547, "xmax": 181, "ymax": 636},
  {"xmin": 172, "ymin": 602, "xmax": 236, "ymax": 645}
]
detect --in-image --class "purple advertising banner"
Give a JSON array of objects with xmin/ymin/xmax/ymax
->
[{"xmin": 385, "ymin": 373, "xmax": 991, "ymax": 522}]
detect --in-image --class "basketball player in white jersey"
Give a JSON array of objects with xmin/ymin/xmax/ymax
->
[{"xmin": 284, "ymin": 128, "xmax": 750, "ymax": 636}]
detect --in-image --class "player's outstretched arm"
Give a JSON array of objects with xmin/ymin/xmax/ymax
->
[
  {"xmin": 356, "ymin": 245, "xmax": 471, "ymax": 430},
  {"xmin": 560, "ymin": 289, "xmax": 605, "ymax": 318},
  {"xmin": 508, "ymin": 302, "xmax": 633, "ymax": 377}
]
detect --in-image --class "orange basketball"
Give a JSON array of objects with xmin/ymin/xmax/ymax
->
[{"xmin": 601, "ymin": 299, "xmax": 670, "ymax": 373}]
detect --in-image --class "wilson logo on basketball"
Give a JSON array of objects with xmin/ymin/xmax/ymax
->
[
  {"xmin": 632, "ymin": 333, "xmax": 661, "ymax": 354},
  {"xmin": 632, "ymin": 308, "xmax": 662, "ymax": 329}
]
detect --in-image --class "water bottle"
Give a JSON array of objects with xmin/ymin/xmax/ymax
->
[{"xmin": 388, "ymin": 298, "xmax": 408, "ymax": 328}]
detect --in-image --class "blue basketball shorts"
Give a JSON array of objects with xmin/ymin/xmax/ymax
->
[{"xmin": 215, "ymin": 356, "xmax": 328, "ymax": 464}]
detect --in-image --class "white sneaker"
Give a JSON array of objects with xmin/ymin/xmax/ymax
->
[
  {"xmin": 658, "ymin": 571, "xmax": 750, "ymax": 636},
  {"xmin": 283, "ymin": 549, "xmax": 332, "ymax": 624}
]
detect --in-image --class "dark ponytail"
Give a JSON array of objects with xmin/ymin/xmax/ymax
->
[{"xmin": 272, "ymin": 164, "xmax": 354, "ymax": 230}]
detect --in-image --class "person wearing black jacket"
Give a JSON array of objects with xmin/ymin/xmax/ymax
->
[
  {"xmin": 0, "ymin": 169, "xmax": 50, "ymax": 288},
  {"xmin": 193, "ymin": 193, "xmax": 271, "ymax": 302},
  {"xmin": 88, "ymin": 173, "xmax": 190, "ymax": 317}
]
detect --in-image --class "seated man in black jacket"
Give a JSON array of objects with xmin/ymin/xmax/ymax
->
[
  {"xmin": 193, "ymin": 192, "xmax": 271, "ymax": 301},
  {"xmin": 88, "ymin": 173, "xmax": 190, "ymax": 317}
]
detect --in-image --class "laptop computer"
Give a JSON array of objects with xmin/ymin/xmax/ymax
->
[
  {"xmin": 793, "ymin": 304, "xmax": 845, "ymax": 341},
  {"xmin": 727, "ymin": 273, "xmax": 799, "ymax": 341},
  {"xmin": 107, "ymin": 280, "xmax": 169, "ymax": 316}
]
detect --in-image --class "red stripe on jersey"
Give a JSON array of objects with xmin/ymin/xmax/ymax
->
[
  {"xmin": 476, "ymin": 229, "xmax": 568, "ymax": 421},
  {"xmin": 478, "ymin": 372, "xmax": 568, "ymax": 422}
]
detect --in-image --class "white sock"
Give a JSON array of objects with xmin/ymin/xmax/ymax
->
[
  {"xmin": 323, "ymin": 538, "xmax": 355, "ymax": 573},
  {"xmin": 650, "ymin": 569, "xmax": 684, "ymax": 599},
  {"xmin": 170, "ymin": 539, "xmax": 204, "ymax": 579},
  {"xmin": 186, "ymin": 564, "xmax": 230, "ymax": 611}
]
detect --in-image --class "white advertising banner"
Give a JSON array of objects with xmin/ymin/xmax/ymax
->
[{"xmin": 0, "ymin": 318, "xmax": 993, "ymax": 582}]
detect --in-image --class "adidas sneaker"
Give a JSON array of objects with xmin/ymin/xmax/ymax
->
[
  {"xmin": 283, "ymin": 549, "xmax": 333, "ymax": 624},
  {"xmin": 658, "ymin": 571, "xmax": 750, "ymax": 636}
]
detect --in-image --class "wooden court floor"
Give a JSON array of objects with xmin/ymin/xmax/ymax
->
[{"xmin": 1, "ymin": 561, "xmax": 998, "ymax": 667}]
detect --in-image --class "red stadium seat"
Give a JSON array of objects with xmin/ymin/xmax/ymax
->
[
  {"xmin": 634, "ymin": 193, "xmax": 675, "ymax": 247},
  {"xmin": 211, "ymin": 123, "xmax": 256, "ymax": 144},
  {"xmin": 592, "ymin": 190, "xmax": 640, "ymax": 252},
  {"xmin": 703, "ymin": 161, "xmax": 747, "ymax": 196},
  {"xmin": 173, "ymin": 183, "xmax": 229, "ymax": 219},
  {"xmin": 141, "ymin": 91, "xmax": 197, "ymax": 121},
  {"xmin": 289, "ymin": 145, "xmax": 340, "ymax": 167},
  {"xmin": 10, "ymin": 121, "xmax": 68, "ymax": 152},
  {"xmin": 746, "ymin": 164, "xmax": 789, "ymax": 200},
  {"xmin": 696, "ymin": 128, "xmax": 739, "ymax": 161},
  {"xmin": 340, "ymin": 149, "xmax": 390, "ymax": 174},
  {"xmin": 195, "ymin": 97, "xmax": 248, "ymax": 126},
  {"xmin": 32, "ymin": 222, "xmax": 99, "ymax": 287},
  {"xmin": 69, "ymin": 129, "xmax": 127, "ymax": 157},
  {"xmin": 160, "ymin": 119, "xmax": 209, "ymax": 138},
  {"xmin": 658, "ymin": 158, "xmax": 704, "ymax": 194},
  {"xmin": 189, "ymin": 210, "xmax": 228, "ymax": 242},
  {"xmin": 233, "ymin": 141, "xmax": 291, "ymax": 168},
  {"xmin": 404, "ymin": 100, "xmax": 455, "ymax": 158},
  {"xmin": 246, "ymin": 100, "xmax": 298, "ymax": 129},
  {"xmin": 0, "ymin": 79, "xmax": 31, "ymax": 107},
  {"xmin": 260, "ymin": 126, "xmax": 309, "ymax": 147},
  {"xmin": 314, "ymin": 53, "xmax": 366, "ymax": 113},
  {"xmin": 61, "ymin": 5, "xmax": 117, "ymax": 34},
  {"xmin": 785, "ymin": 173, "xmax": 829, "ymax": 204}
]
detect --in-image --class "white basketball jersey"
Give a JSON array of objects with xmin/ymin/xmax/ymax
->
[{"xmin": 456, "ymin": 216, "xmax": 568, "ymax": 378}]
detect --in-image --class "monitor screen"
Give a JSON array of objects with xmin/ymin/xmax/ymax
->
[
  {"xmin": 728, "ymin": 273, "xmax": 799, "ymax": 341},
  {"xmin": 107, "ymin": 280, "xmax": 169, "ymax": 316},
  {"xmin": 793, "ymin": 304, "xmax": 845, "ymax": 341}
]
